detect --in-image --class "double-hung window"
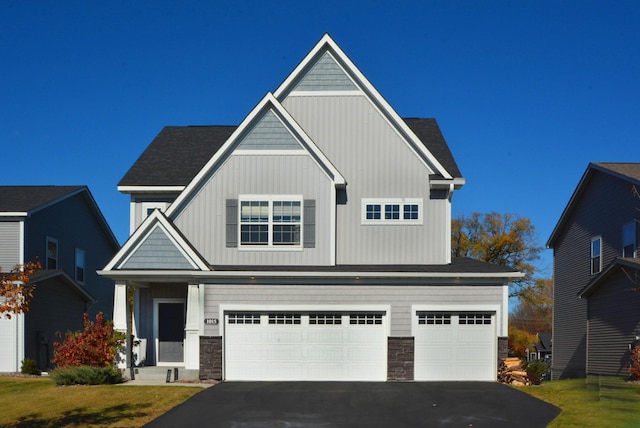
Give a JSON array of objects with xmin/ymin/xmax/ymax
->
[
  {"xmin": 591, "ymin": 236, "xmax": 602, "ymax": 275},
  {"xmin": 46, "ymin": 237, "xmax": 58, "ymax": 269},
  {"xmin": 75, "ymin": 248, "xmax": 85, "ymax": 283},
  {"xmin": 362, "ymin": 198, "xmax": 422, "ymax": 224},
  {"xmin": 240, "ymin": 196, "xmax": 302, "ymax": 247},
  {"xmin": 623, "ymin": 222, "xmax": 636, "ymax": 258}
]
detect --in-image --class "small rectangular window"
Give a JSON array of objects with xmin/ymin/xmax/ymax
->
[
  {"xmin": 268, "ymin": 313, "xmax": 301, "ymax": 325},
  {"xmin": 75, "ymin": 248, "xmax": 85, "ymax": 283},
  {"xmin": 591, "ymin": 236, "xmax": 602, "ymax": 274},
  {"xmin": 349, "ymin": 313, "xmax": 383, "ymax": 325},
  {"xmin": 309, "ymin": 314, "xmax": 342, "ymax": 325},
  {"xmin": 418, "ymin": 313, "xmax": 451, "ymax": 325},
  {"xmin": 362, "ymin": 199, "xmax": 422, "ymax": 224},
  {"xmin": 228, "ymin": 313, "xmax": 261, "ymax": 324},
  {"xmin": 623, "ymin": 223, "xmax": 636, "ymax": 258},
  {"xmin": 459, "ymin": 313, "xmax": 492, "ymax": 325},
  {"xmin": 366, "ymin": 204, "xmax": 381, "ymax": 220},
  {"xmin": 46, "ymin": 237, "xmax": 58, "ymax": 270},
  {"xmin": 384, "ymin": 204, "xmax": 400, "ymax": 220}
]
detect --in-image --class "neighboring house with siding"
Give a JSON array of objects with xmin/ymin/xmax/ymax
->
[
  {"xmin": 99, "ymin": 34, "xmax": 522, "ymax": 382},
  {"xmin": 0, "ymin": 186, "xmax": 119, "ymax": 372},
  {"xmin": 547, "ymin": 163, "xmax": 640, "ymax": 379}
]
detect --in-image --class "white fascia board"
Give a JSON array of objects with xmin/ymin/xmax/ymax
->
[
  {"xmin": 274, "ymin": 34, "xmax": 453, "ymax": 180},
  {"xmin": 166, "ymin": 93, "xmax": 345, "ymax": 218},
  {"xmin": 117, "ymin": 186, "xmax": 185, "ymax": 194},
  {"xmin": 430, "ymin": 178, "xmax": 466, "ymax": 190},
  {"xmin": 98, "ymin": 269, "xmax": 524, "ymax": 280},
  {"xmin": 0, "ymin": 212, "xmax": 28, "ymax": 217},
  {"xmin": 102, "ymin": 210, "xmax": 209, "ymax": 272}
]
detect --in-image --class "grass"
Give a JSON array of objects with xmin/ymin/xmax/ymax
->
[
  {"xmin": 0, "ymin": 376, "xmax": 201, "ymax": 427},
  {"xmin": 517, "ymin": 377, "xmax": 640, "ymax": 427}
]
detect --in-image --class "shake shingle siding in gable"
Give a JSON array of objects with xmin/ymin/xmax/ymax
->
[
  {"xmin": 292, "ymin": 51, "xmax": 358, "ymax": 92},
  {"xmin": 236, "ymin": 110, "xmax": 303, "ymax": 151},
  {"xmin": 121, "ymin": 227, "xmax": 195, "ymax": 270},
  {"xmin": 551, "ymin": 168, "xmax": 640, "ymax": 379}
]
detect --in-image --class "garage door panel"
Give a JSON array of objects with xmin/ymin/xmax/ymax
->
[
  {"xmin": 415, "ymin": 312, "xmax": 496, "ymax": 381},
  {"xmin": 224, "ymin": 310, "xmax": 387, "ymax": 381}
]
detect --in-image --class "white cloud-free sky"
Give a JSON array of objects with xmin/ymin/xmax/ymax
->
[{"xmin": 3, "ymin": 1, "xmax": 639, "ymax": 276}]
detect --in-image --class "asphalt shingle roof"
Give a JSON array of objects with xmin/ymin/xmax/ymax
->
[
  {"xmin": 119, "ymin": 119, "xmax": 463, "ymax": 187},
  {"xmin": 593, "ymin": 162, "xmax": 640, "ymax": 183},
  {"xmin": 0, "ymin": 186, "xmax": 85, "ymax": 213}
]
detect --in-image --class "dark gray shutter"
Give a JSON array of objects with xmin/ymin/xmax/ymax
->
[
  {"xmin": 303, "ymin": 199, "xmax": 315, "ymax": 248},
  {"xmin": 226, "ymin": 199, "xmax": 238, "ymax": 247}
]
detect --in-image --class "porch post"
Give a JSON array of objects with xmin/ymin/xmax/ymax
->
[
  {"xmin": 184, "ymin": 282, "xmax": 202, "ymax": 370},
  {"xmin": 113, "ymin": 282, "xmax": 129, "ymax": 369}
]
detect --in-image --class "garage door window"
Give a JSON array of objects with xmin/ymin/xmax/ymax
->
[
  {"xmin": 268, "ymin": 313, "xmax": 301, "ymax": 325},
  {"xmin": 228, "ymin": 313, "xmax": 261, "ymax": 324},
  {"xmin": 350, "ymin": 313, "xmax": 383, "ymax": 325},
  {"xmin": 418, "ymin": 313, "xmax": 451, "ymax": 325},
  {"xmin": 459, "ymin": 313, "xmax": 492, "ymax": 325},
  {"xmin": 309, "ymin": 314, "xmax": 342, "ymax": 325}
]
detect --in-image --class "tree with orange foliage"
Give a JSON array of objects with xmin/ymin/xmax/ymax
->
[{"xmin": 0, "ymin": 261, "xmax": 41, "ymax": 319}]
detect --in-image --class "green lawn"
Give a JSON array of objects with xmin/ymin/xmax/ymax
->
[
  {"xmin": 0, "ymin": 376, "xmax": 201, "ymax": 427},
  {"xmin": 517, "ymin": 377, "xmax": 640, "ymax": 427}
]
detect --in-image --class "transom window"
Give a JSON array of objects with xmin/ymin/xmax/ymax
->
[
  {"xmin": 418, "ymin": 313, "xmax": 451, "ymax": 325},
  {"xmin": 591, "ymin": 236, "xmax": 602, "ymax": 274},
  {"xmin": 240, "ymin": 196, "xmax": 302, "ymax": 246},
  {"xmin": 228, "ymin": 313, "xmax": 261, "ymax": 324},
  {"xmin": 362, "ymin": 199, "xmax": 422, "ymax": 224},
  {"xmin": 459, "ymin": 313, "xmax": 492, "ymax": 325},
  {"xmin": 349, "ymin": 313, "xmax": 383, "ymax": 325}
]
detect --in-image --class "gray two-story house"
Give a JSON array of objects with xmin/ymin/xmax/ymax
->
[
  {"xmin": 548, "ymin": 163, "xmax": 640, "ymax": 379},
  {"xmin": 100, "ymin": 34, "xmax": 521, "ymax": 382},
  {"xmin": 0, "ymin": 186, "xmax": 119, "ymax": 372}
]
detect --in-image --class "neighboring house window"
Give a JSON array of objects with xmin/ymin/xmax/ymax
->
[
  {"xmin": 362, "ymin": 199, "xmax": 422, "ymax": 224},
  {"xmin": 75, "ymin": 248, "xmax": 85, "ymax": 283},
  {"xmin": 623, "ymin": 222, "xmax": 636, "ymax": 258},
  {"xmin": 46, "ymin": 237, "xmax": 58, "ymax": 269},
  {"xmin": 591, "ymin": 236, "xmax": 602, "ymax": 274},
  {"xmin": 239, "ymin": 197, "xmax": 302, "ymax": 247}
]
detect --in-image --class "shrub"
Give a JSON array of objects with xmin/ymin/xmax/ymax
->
[
  {"xmin": 53, "ymin": 312, "xmax": 125, "ymax": 368},
  {"xmin": 50, "ymin": 365, "xmax": 123, "ymax": 385},
  {"xmin": 21, "ymin": 358, "xmax": 39, "ymax": 375},
  {"xmin": 523, "ymin": 359, "xmax": 550, "ymax": 385},
  {"xmin": 628, "ymin": 346, "xmax": 640, "ymax": 380}
]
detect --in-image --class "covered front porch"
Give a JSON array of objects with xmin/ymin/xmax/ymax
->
[{"xmin": 112, "ymin": 281, "xmax": 204, "ymax": 374}]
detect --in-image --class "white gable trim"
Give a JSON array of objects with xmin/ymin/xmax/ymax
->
[
  {"xmin": 103, "ymin": 210, "xmax": 209, "ymax": 272},
  {"xmin": 166, "ymin": 92, "xmax": 346, "ymax": 219},
  {"xmin": 274, "ymin": 33, "xmax": 453, "ymax": 180}
]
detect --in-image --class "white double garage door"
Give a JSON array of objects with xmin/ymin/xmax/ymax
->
[{"xmin": 224, "ymin": 309, "xmax": 496, "ymax": 381}]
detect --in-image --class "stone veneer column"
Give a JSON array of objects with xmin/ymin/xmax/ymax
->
[
  {"xmin": 199, "ymin": 336, "xmax": 223, "ymax": 380},
  {"xmin": 387, "ymin": 337, "xmax": 415, "ymax": 381}
]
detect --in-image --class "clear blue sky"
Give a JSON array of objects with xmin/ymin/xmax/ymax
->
[{"xmin": 2, "ymin": 1, "xmax": 639, "ymax": 277}]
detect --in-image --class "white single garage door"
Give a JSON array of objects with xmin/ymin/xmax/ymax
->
[
  {"xmin": 414, "ymin": 312, "xmax": 496, "ymax": 381},
  {"xmin": 224, "ymin": 311, "xmax": 387, "ymax": 381},
  {"xmin": 0, "ymin": 315, "xmax": 19, "ymax": 372}
]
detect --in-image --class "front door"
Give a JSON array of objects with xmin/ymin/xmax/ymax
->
[{"xmin": 156, "ymin": 300, "xmax": 185, "ymax": 364}]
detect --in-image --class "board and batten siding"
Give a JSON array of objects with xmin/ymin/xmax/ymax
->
[
  {"xmin": 282, "ymin": 95, "xmax": 450, "ymax": 265},
  {"xmin": 586, "ymin": 268, "xmax": 640, "ymax": 376},
  {"xmin": 0, "ymin": 221, "xmax": 21, "ymax": 269},
  {"xmin": 552, "ymin": 170, "xmax": 640, "ymax": 379},
  {"xmin": 174, "ymin": 154, "xmax": 333, "ymax": 266},
  {"xmin": 202, "ymin": 283, "xmax": 505, "ymax": 338}
]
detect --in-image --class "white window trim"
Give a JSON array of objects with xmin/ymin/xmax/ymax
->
[
  {"xmin": 361, "ymin": 198, "xmax": 423, "ymax": 225},
  {"xmin": 623, "ymin": 222, "xmax": 636, "ymax": 258},
  {"xmin": 142, "ymin": 202, "xmax": 169, "ymax": 217},
  {"xmin": 238, "ymin": 195, "xmax": 304, "ymax": 250},
  {"xmin": 46, "ymin": 236, "xmax": 58, "ymax": 270},
  {"xmin": 75, "ymin": 248, "xmax": 85, "ymax": 284},
  {"xmin": 591, "ymin": 235, "xmax": 603, "ymax": 275}
]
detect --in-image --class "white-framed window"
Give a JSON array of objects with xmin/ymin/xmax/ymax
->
[
  {"xmin": 46, "ymin": 237, "xmax": 58, "ymax": 270},
  {"xmin": 228, "ymin": 313, "xmax": 261, "ymax": 324},
  {"xmin": 75, "ymin": 248, "xmax": 85, "ymax": 283},
  {"xmin": 142, "ymin": 202, "xmax": 169, "ymax": 217},
  {"xmin": 239, "ymin": 196, "xmax": 302, "ymax": 247},
  {"xmin": 361, "ymin": 198, "xmax": 423, "ymax": 224},
  {"xmin": 418, "ymin": 313, "xmax": 451, "ymax": 325},
  {"xmin": 459, "ymin": 313, "xmax": 492, "ymax": 325},
  {"xmin": 591, "ymin": 236, "xmax": 602, "ymax": 275},
  {"xmin": 268, "ymin": 313, "xmax": 301, "ymax": 325},
  {"xmin": 309, "ymin": 313, "xmax": 342, "ymax": 325},
  {"xmin": 623, "ymin": 222, "xmax": 636, "ymax": 258},
  {"xmin": 349, "ymin": 313, "xmax": 383, "ymax": 325}
]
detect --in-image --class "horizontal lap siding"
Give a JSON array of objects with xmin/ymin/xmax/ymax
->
[
  {"xmin": 0, "ymin": 221, "xmax": 21, "ymax": 269},
  {"xmin": 587, "ymin": 268, "xmax": 640, "ymax": 376},
  {"xmin": 552, "ymin": 170, "xmax": 639, "ymax": 379},
  {"xmin": 203, "ymin": 284, "xmax": 504, "ymax": 337}
]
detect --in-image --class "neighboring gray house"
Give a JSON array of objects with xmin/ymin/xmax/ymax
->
[
  {"xmin": 100, "ymin": 34, "xmax": 521, "ymax": 382},
  {"xmin": 548, "ymin": 163, "xmax": 640, "ymax": 379},
  {"xmin": 529, "ymin": 332, "xmax": 552, "ymax": 362},
  {"xmin": 0, "ymin": 186, "xmax": 119, "ymax": 372}
]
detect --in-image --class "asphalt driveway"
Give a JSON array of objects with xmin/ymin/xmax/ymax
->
[{"xmin": 145, "ymin": 382, "xmax": 560, "ymax": 427}]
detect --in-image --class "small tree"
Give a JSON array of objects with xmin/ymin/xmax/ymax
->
[
  {"xmin": 0, "ymin": 261, "xmax": 41, "ymax": 319},
  {"xmin": 628, "ymin": 346, "xmax": 640, "ymax": 380},
  {"xmin": 53, "ymin": 312, "xmax": 126, "ymax": 367}
]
